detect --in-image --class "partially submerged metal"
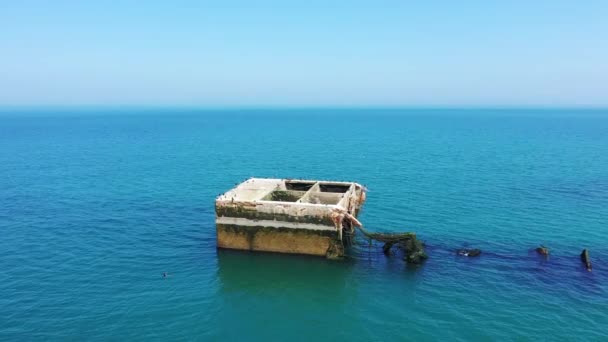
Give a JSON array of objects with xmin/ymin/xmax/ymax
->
[
  {"xmin": 581, "ymin": 249, "xmax": 592, "ymax": 271},
  {"xmin": 215, "ymin": 178, "xmax": 366, "ymax": 258}
]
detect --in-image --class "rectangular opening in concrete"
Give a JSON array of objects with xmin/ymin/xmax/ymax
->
[
  {"xmin": 319, "ymin": 183, "xmax": 351, "ymax": 193},
  {"xmin": 285, "ymin": 181, "xmax": 315, "ymax": 191},
  {"xmin": 262, "ymin": 190, "xmax": 306, "ymax": 202},
  {"xmin": 301, "ymin": 192, "xmax": 342, "ymax": 205}
]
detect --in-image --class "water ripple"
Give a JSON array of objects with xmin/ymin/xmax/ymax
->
[{"xmin": 1, "ymin": 109, "xmax": 607, "ymax": 340}]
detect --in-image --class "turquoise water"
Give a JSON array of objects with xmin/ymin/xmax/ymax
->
[{"xmin": 1, "ymin": 108, "xmax": 607, "ymax": 340}]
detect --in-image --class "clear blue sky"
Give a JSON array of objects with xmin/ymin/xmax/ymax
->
[{"xmin": 1, "ymin": 1, "xmax": 606, "ymax": 107}]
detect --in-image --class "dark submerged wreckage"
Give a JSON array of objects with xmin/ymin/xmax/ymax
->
[
  {"xmin": 215, "ymin": 178, "xmax": 426, "ymax": 263},
  {"xmin": 535, "ymin": 245, "xmax": 550, "ymax": 256},
  {"xmin": 360, "ymin": 228, "xmax": 427, "ymax": 264},
  {"xmin": 457, "ymin": 248, "xmax": 482, "ymax": 257},
  {"xmin": 580, "ymin": 249, "xmax": 592, "ymax": 271}
]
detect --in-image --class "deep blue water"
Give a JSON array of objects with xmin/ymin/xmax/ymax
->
[{"xmin": 1, "ymin": 108, "xmax": 607, "ymax": 340}]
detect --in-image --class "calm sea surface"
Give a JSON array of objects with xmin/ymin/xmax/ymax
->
[{"xmin": 1, "ymin": 108, "xmax": 607, "ymax": 340}]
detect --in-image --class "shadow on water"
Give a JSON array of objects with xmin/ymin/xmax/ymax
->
[
  {"xmin": 216, "ymin": 249, "xmax": 356, "ymax": 294},
  {"xmin": 342, "ymin": 238, "xmax": 606, "ymax": 294},
  {"xmin": 214, "ymin": 249, "xmax": 363, "ymax": 340},
  {"xmin": 215, "ymin": 239, "xmax": 606, "ymax": 300},
  {"xmin": 422, "ymin": 242, "xmax": 607, "ymax": 294}
]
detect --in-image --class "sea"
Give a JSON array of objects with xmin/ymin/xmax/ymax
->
[{"xmin": 1, "ymin": 108, "xmax": 607, "ymax": 341}]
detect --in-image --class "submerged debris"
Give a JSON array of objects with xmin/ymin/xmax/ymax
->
[
  {"xmin": 457, "ymin": 248, "xmax": 481, "ymax": 257},
  {"xmin": 535, "ymin": 246, "xmax": 550, "ymax": 256},
  {"xmin": 580, "ymin": 249, "xmax": 592, "ymax": 271},
  {"xmin": 400, "ymin": 238, "xmax": 428, "ymax": 264},
  {"xmin": 344, "ymin": 213, "xmax": 427, "ymax": 264},
  {"xmin": 364, "ymin": 231, "xmax": 426, "ymax": 264},
  {"xmin": 382, "ymin": 242, "xmax": 394, "ymax": 255},
  {"xmin": 325, "ymin": 241, "xmax": 344, "ymax": 260}
]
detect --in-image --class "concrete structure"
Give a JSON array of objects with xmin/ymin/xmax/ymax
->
[{"xmin": 215, "ymin": 178, "xmax": 366, "ymax": 258}]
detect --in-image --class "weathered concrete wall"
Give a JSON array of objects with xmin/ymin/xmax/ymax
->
[
  {"xmin": 215, "ymin": 202, "xmax": 340, "ymax": 257},
  {"xmin": 217, "ymin": 224, "xmax": 340, "ymax": 257},
  {"xmin": 216, "ymin": 202, "xmax": 336, "ymax": 226}
]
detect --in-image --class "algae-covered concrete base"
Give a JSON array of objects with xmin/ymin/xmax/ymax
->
[
  {"xmin": 215, "ymin": 178, "xmax": 366, "ymax": 258},
  {"xmin": 217, "ymin": 224, "xmax": 337, "ymax": 256}
]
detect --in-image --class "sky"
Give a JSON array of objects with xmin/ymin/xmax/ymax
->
[{"xmin": 1, "ymin": 1, "xmax": 607, "ymax": 107}]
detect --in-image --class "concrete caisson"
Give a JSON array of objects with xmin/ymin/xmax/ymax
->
[{"xmin": 215, "ymin": 178, "xmax": 366, "ymax": 258}]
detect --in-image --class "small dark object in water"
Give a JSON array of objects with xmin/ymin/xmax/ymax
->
[
  {"xmin": 457, "ymin": 248, "xmax": 481, "ymax": 257},
  {"xmin": 535, "ymin": 246, "xmax": 549, "ymax": 256},
  {"xmin": 162, "ymin": 272, "xmax": 169, "ymax": 278},
  {"xmin": 382, "ymin": 242, "xmax": 394, "ymax": 255},
  {"xmin": 580, "ymin": 249, "xmax": 592, "ymax": 271}
]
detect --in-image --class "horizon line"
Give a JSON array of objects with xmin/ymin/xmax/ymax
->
[{"xmin": 1, "ymin": 104, "xmax": 608, "ymax": 111}]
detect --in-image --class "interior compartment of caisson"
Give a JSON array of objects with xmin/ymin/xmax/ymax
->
[
  {"xmin": 261, "ymin": 190, "xmax": 307, "ymax": 202},
  {"xmin": 319, "ymin": 183, "xmax": 351, "ymax": 193},
  {"xmin": 285, "ymin": 181, "xmax": 316, "ymax": 191},
  {"xmin": 301, "ymin": 192, "xmax": 342, "ymax": 205}
]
